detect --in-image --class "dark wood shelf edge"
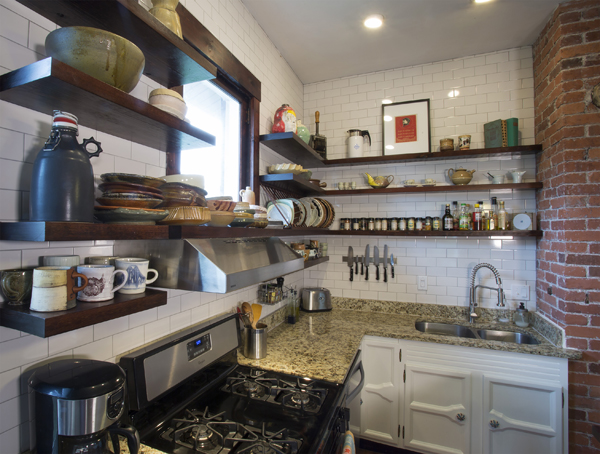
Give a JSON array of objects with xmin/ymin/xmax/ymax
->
[
  {"xmin": 259, "ymin": 132, "xmax": 325, "ymax": 168},
  {"xmin": 260, "ymin": 174, "xmax": 325, "ymax": 196},
  {"xmin": 322, "ymin": 145, "xmax": 543, "ymax": 167},
  {"xmin": 309, "ymin": 230, "xmax": 543, "ymax": 238},
  {"xmin": 0, "ymin": 289, "xmax": 167, "ymax": 337},
  {"xmin": 319, "ymin": 182, "xmax": 543, "ymax": 195},
  {"xmin": 304, "ymin": 256, "xmax": 329, "ymax": 269}
]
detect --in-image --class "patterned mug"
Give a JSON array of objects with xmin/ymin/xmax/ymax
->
[
  {"xmin": 115, "ymin": 258, "xmax": 159, "ymax": 294},
  {"xmin": 76, "ymin": 265, "xmax": 128, "ymax": 302}
]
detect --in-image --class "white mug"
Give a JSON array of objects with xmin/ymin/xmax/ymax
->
[
  {"xmin": 42, "ymin": 255, "xmax": 80, "ymax": 267},
  {"xmin": 115, "ymin": 258, "xmax": 159, "ymax": 294},
  {"xmin": 76, "ymin": 265, "xmax": 128, "ymax": 302},
  {"xmin": 30, "ymin": 266, "xmax": 88, "ymax": 312}
]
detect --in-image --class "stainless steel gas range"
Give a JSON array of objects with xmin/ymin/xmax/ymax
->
[{"xmin": 119, "ymin": 314, "xmax": 363, "ymax": 454}]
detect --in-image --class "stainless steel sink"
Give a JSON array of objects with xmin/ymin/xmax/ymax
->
[
  {"xmin": 476, "ymin": 329, "xmax": 540, "ymax": 345},
  {"xmin": 414, "ymin": 321, "xmax": 540, "ymax": 344},
  {"xmin": 414, "ymin": 321, "xmax": 478, "ymax": 339}
]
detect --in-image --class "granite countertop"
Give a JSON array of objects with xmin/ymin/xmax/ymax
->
[{"xmin": 238, "ymin": 305, "xmax": 581, "ymax": 385}]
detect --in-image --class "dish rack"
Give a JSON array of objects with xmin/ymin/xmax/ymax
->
[{"xmin": 257, "ymin": 282, "xmax": 290, "ymax": 305}]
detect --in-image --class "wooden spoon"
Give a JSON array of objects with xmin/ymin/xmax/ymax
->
[
  {"xmin": 251, "ymin": 303, "xmax": 262, "ymax": 329},
  {"xmin": 241, "ymin": 302, "xmax": 254, "ymax": 328}
]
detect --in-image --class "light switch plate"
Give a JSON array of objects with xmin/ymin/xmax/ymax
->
[
  {"xmin": 513, "ymin": 285, "xmax": 530, "ymax": 300},
  {"xmin": 418, "ymin": 276, "xmax": 427, "ymax": 291}
]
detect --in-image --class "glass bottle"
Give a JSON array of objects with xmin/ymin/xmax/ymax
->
[
  {"xmin": 443, "ymin": 204, "xmax": 453, "ymax": 231},
  {"xmin": 452, "ymin": 201, "xmax": 460, "ymax": 230},
  {"xmin": 498, "ymin": 201, "xmax": 508, "ymax": 230},
  {"xmin": 473, "ymin": 203, "xmax": 482, "ymax": 231},
  {"xmin": 459, "ymin": 203, "xmax": 470, "ymax": 230},
  {"xmin": 489, "ymin": 197, "xmax": 498, "ymax": 231}
]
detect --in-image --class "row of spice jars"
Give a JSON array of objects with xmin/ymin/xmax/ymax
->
[{"xmin": 339, "ymin": 217, "xmax": 443, "ymax": 231}]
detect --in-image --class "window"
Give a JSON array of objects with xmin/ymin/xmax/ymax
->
[{"xmin": 181, "ymin": 80, "xmax": 241, "ymax": 199}]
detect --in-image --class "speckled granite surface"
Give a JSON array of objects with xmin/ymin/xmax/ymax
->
[{"xmin": 238, "ymin": 299, "xmax": 580, "ymax": 385}]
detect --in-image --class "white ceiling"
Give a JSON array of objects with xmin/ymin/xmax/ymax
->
[{"xmin": 241, "ymin": 0, "xmax": 562, "ymax": 84}]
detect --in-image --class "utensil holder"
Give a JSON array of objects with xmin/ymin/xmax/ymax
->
[{"xmin": 242, "ymin": 323, "xmax": 267, "ymax": 359}]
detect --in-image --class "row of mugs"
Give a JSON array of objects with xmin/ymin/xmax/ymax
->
[{"xmin": 1, "ymin": 257, "xmax": 158, "ymax": 313}]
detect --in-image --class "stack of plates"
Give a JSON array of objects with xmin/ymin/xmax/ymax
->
[
  {"xmin": 95, "ymin": 173, "xmax": 169, "ymax": 224},
  {"xmin": 266, "ymin": 197, "xmax": 335, "ymax": 228}
]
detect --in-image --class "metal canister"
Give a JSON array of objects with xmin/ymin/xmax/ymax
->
[{"xmin": 242, "ymin": 323, "xmax": 267, "ymax": 359}]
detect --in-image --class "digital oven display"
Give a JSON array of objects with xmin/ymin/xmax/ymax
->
[{"xmin": 186, "ymin": 333, "xmax": 211, "ymax": 360}]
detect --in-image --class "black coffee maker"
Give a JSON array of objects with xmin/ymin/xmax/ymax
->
[{"xmin": 28, "ymin": 359, "xmax": 139, "ymax": 454}]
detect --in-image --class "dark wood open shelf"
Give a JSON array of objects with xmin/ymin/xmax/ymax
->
[
  {"xmin": 259, "ymin": 132, "xmax": 325, "ymax": 168},
  {"xmin": 328, "ymin": 230, "xmax": 542, "ymax": 238},
  {"xmin": 16, "ymin": 0, "xmax": 217, "ymax": 88},
  {"xmin": 304, "ymin": 256, "xmax": 329, "ymax": 269},
  {"xmin": 0, "ymin": 289, "xmax": 167, "ymax": 338},
  {"xmin": 0, "ymin": 221, "xmax": 170, "ymax": 242},
  {"xmin": 321, "ymin": 182, "xmax": 543, "ymax": 195},
  {"xmin": 0, "ymin": 222, "xmax": 542, "ymax": 242},
  {"xmin": 0, "ymin": 58, "xmax": 215, "ymax": 152},
  {"xmin": 260, "ymin": 173, "xmax": 325, "ymax": 196},
  {"xmin": 323, "ymin": 145, "xmax": 543, "ymax": 167}
]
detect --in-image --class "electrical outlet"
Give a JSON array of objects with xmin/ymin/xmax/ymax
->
[
  {"xmin": 513, "ymin": 285, "xmax": 530, "ymax": 300},
  {"xmin": 418, "ymin": 276, "xmax": 427, "ymax": 291}
]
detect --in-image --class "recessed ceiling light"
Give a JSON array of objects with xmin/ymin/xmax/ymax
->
[
  {"xmin": 474, "ymin": 0, "xmax": 492, "ymax": 3},
  {"xmin": 364, "ymin": 14, "xmax": 383, "ymax": 29},
  {"xmin": 382, "ymin": 99, "xmax": 393, "ymax": 104}
]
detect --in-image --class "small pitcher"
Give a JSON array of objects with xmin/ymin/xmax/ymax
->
[{"xmin": 239, "ymin": 186, "xmax": 255, "ymax": 205}]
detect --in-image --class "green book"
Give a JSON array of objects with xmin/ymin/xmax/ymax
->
[
  {"xmin": 506, "ymin": 117, "xmax": 518, "ymax": 146},
  {"xmin": 484, "ymin": 119, "xmax": 507, "ymax": 148}
]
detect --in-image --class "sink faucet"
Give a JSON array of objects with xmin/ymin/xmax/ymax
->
[{"xmin": 469, "ymin": 263, "xmax": 505, "ymax": 323}]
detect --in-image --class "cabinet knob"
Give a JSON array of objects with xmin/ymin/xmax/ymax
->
[
  {"xmin": 456, "ymin": 413, "xmax": 466, "ymax": 422},
  {"xmin": 490, "ymin": 420, "xmax": 500, "ymax": 428}
]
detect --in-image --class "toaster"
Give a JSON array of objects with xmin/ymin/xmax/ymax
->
[{"xmin": 301, "ymin": 287, "xmax": 332, "ymax": 312}]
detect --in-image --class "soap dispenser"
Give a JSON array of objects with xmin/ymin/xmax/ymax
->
[{"xmin": 514, "ymin": 302, "xmax": 530, "ymax": 328}]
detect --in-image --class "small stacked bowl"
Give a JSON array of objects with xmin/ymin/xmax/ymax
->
[{"xmin": 207, "ymin": 198, "xmax": 237, "ymax": 227}]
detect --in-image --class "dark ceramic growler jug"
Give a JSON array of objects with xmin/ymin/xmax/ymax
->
[{"xmin": 30, "ymin": 111, "xmax": 102, "ymax": 222}]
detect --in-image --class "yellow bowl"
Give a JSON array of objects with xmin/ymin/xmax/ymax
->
[{"xmin": 45, "ymin": 27, "xmax": 145, "ymax": 93}]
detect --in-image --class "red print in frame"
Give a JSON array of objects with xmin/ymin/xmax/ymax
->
[{"xmin": 395, "ymin": 115, "xmax": 417, "ymax": 143}]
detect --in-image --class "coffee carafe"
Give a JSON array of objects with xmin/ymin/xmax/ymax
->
[
  {"xmin": 347, "ymin": 129, "xmax": 371, "ymax": 158},
  {"xmin": 29, "ymin": 359, "xmax": 140, "ymax": 454}
]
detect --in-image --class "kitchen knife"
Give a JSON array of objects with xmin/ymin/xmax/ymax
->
[
  {"xmin": 374, "ymin": 245, "xmax": 380, "ymax": 281},
  {"xmin": 354, "ymin": 255, "xmax": 359, "ymax": 275},
  {"xmin": 348, "ymin": 246, "xmax": 354, "ymax": 282},
  {"xmin": 360, "ymin": 254, "xmax": 365, "ymax": 276},
  {"xmin": 309, "ymin": 111, "xmax": 327, "ymax": 159},
  {"xmin": 365, "ymin": 245, "xmax": 370, "ymax": 281},
  {"xmin": 391, "ymin": 254, "xmax": 395, "ymax": 279},
  {"xmin": 383, "ymin": 245, "xmax": 388, "ymax": 283}
]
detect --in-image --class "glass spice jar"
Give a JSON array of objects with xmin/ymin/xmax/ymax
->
[
  {"xmin": 360, "ymin": 217, "xmax": 368, "ymax": 230},
  {"xmin": 415, "ymin": 217, "xmax": 423, "ymax": 230},
  {"xmin": 352, "ymin": 218, "xmax": 360, "ymax": 230},
  {"xmin": 424, "ymin": 216, "xmax": 432, "ymax": 231},
  {"xmin": 375, "ymin": 218, "xmax": 382, "ymax": 230},
  {"xmin": 390, "ymin": 218, "xmax": 398, "ymax": 231},
  {"xmin": 399, "ymin": 217, "xmax": 407, "ymax": 230},
  {"xmin": 433, "ymin": 216, "xmax": 441, "ymax": 231},
  {"xmin": 407, "ymin": 217, "xmax": 415, "ymax": 231},
  {"xmin": 381, "ymin": 218, "xmax": 388, "ymax": 231},
  {"xmin": 368, "ymin": 218, "xmax": 375, "ymax": 231}
]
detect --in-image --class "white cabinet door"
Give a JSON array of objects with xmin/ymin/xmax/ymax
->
[
  {"xmin": 404, "ymin": 363, "xmax": 472, "ymax": 454},
  {"xmin": 360, "ymin": 336, "xmax": 401, "ymax": 445},
  {"xmin": 483, "ymin": 373, "xmax": 563, "ymax": 454}
]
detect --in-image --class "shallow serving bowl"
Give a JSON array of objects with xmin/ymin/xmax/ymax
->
[
  {"xmin": 158, "ymin": 206, "xmax": 211, "ymax": 225},
  {"xmin": 149, "ymin": 88, "xmax": 187, "ymax": 120},
  {"xmin": 207, "ymin": 200, "xmax": 237, "ymax": 212},
  {"xmin": 45, "ymin": 27, "xmax": 145, "ymax": 93},
  {"xmin": 208, "ymin": 210, "xmax": 236, "ymax": 227}
]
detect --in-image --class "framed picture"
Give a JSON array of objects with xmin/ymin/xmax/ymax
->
[{"xmin": 382, "ymin": 99, "xmax": 431, "ymax": 156}]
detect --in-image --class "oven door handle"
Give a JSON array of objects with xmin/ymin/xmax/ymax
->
[{"xmin": 346, "ymin": 360, "xmax": 364, "ymax": 405}]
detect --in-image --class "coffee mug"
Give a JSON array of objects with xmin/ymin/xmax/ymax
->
[
  {"xmin": 458, "ymin": 135, "xmax": 471, "ymax": 150},
  {"xmin": 42, "ymin": 255, "xmax": 80, "ymax": 267},
  {"xmin": 76, "ymin": 265, "xmax": 128, "ymax": 302},
  {"xmin": 1, "ymin": 269, "xmax": 33, "ymax": 305},
  {"xmin": 85, "ymin": 256, "xmax": 119, "ymax": 266},
  {"xmin": 405, "ymin": 179, "xmax": 415, "ymax": 185},
  {"xmin": 30, "ymin": 266, "xmax": 88, "ymax": 312},
  {"xmin": 115, "ymin": 258, "xmax": 159, "ymax": 294},
  {"xmin": 440, "ymin": 138, "xmax": 454, "ymax": 151},
  {"xmin": 423, "ymin": 178, "xmax": 436, "ymax": 185}
]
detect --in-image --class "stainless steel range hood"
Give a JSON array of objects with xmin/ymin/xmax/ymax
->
[{"xmin": 113, "ymin": 238, "xmax": 304, "ymax": 293}]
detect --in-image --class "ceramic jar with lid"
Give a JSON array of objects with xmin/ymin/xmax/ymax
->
[{"xmin": 272, "ymin": 104, "xmax": 296, "ymax": 133}]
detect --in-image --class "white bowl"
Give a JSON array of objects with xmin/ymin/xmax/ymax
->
[
  {"xmin": 208, "ymin": 210, "xmax": 236, "ymax": 227},
  {"xmin": 160, "ymin": 174, "xmax": 205, "ymax": 190},
  {"xmin": 149, "ymin": 88, "xmax": 187, "ymax": 120}
]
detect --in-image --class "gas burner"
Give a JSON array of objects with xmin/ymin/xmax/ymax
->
[
  {"xmin": 222, "ymin": 370, "xmax": 278, "ymax": 400},
  {"xmin": 231, "ymin": 424, "xmax": 300, "ymax": 454},
  {"xmin": 290, "ymin": 392, "xmax": 311, "ymax": 406},
  {"xmin": 271, "ymin": 379, "xmax": 328, "ymax": 413}
]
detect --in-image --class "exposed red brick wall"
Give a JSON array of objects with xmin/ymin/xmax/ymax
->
[{"xmin": 534, "ymin": 0, "xmax": 600, "ymax": 451}]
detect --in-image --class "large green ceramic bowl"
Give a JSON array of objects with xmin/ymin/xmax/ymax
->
[{"xmin": 45, "ymin": 26, "xmax": 145, "ymax": 93}]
